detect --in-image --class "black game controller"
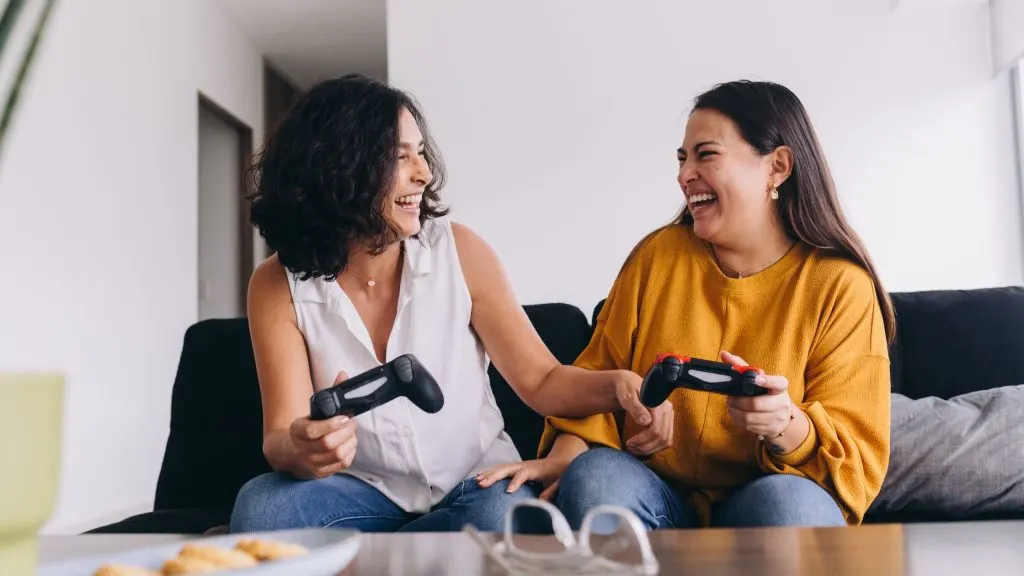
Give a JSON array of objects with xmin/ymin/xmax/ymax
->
[
  {"xmin": 639, "ymin": 353, "xmax": 767, "ymax": 407},
  {"xmin": 309, "ymin": 354, "xmax": 445, "ymax": 420}
]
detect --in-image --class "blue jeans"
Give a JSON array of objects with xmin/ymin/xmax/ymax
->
[
  {"xmin": 229, "ymin": 472, "xmax": 544, "ymax": 533},
  {"xmin": 555, "ymin": 448, "xmax": 846, "ymax": 531}
]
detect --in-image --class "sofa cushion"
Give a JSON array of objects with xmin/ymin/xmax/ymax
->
[
  {"xmin": 592, "ymin": 300, "xmax": 605, "ymax": 327},
  {"xmin": 489, "ymin": 303, "xmax": 593, "ymax": 459},
  {"xmin": 867, "ymin": 386, "xmax": 1024, "ymax": 521},
  {"xmin": 889, "ymin": 287, "xmax": 1024, "ymax": 399}
]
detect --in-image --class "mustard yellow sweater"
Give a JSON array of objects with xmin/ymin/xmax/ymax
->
[{"xmin": 539, "ymin": 224, "xmax": 891, "ymax": 525}]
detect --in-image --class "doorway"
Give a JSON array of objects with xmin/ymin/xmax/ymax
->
[
  {"xmin": 264, "ymin": 60, "xmax": 299, "ymax": 144},
  {"xmin": 197, "ymin": 94, "xmax": 254, "ymax": 320}
]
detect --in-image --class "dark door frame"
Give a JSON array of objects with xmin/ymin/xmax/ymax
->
[
  {"xmin": 264, "ymin": 59, "xmax": 299, "ymax": 145},
  {"xmin": 197, "ymin": 92, "xmax": 254, "ymax": 316}
]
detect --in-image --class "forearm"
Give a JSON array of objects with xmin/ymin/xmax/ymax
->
[
  {"xmin": 532, "ymin": 365, "xmax": 627, "ymax": 417},
  {"xmin": 546, "ymin": 433, "xmax": 589, "ymax": 465},
  {"xmin": 263, "ymin": 428, "xmax": 301, "ymax": 477}
]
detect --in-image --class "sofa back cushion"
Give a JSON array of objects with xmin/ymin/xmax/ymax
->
[
  {"xmin": 889, "ymin": 287, "xmax": 1024, "ymax": 399},
  {"xmin": 488, "ymin": 303, "xmax": 593, "ymax": 459},
  {"xmin": 154, "ymin": 318, "xmax": 269, "ymax": 512}
]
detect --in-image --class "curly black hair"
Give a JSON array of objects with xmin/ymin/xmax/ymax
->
[{"xmin": 248, "ymin": 73, "xmax": 449, "ymax": 281}]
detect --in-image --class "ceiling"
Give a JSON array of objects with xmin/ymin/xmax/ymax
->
[
  {"xmin": 213, "ymin": 0, "xmax": 994, "ymax": 89},
  {"xmin": 893, "ymin": 0, "xmax": 989, "ymax": 6},
  {"xmin": 213, "ymin": 0, "xmax": 387, "ymax": 89}
]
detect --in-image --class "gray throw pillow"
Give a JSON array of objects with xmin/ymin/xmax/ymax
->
[{"xmin": 869, "ymin": 385, "xmax": 1024, "ymax": 518}]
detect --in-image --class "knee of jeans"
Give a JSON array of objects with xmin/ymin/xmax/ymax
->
[
  {"xmin": 485, "ymin": 478, "xmax": 541, "ymax": 503},
  {"xmin": 229, "ymin": 472, "xmax": 297, "ymax": 532},
  {"xmin": 560, "ymin": 448, "xmax": 639, "ymax": 497},
  {"xmin": 748, "ymin": 475, "xmax": 846, "ymax": 526},
  {"xmin": 461, "ymin": 478, "xmax": 542, "ymax": 533},
  {"xmin": 556, "ymin": 448, "xmax": 647, "ymax": 521}
]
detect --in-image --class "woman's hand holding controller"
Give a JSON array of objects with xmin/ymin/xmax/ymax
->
[{"xmin": 287, "ymin": 371, "xmax": 359, "ymax": 479}]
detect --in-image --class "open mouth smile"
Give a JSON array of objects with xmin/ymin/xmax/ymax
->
[
  {"xmin": 395, "ymin": 193, "xmax": 422, "ymax": 211},
  {"xmin": 687, "ymin": 192, "xmax": 718, "ymax": 212}
]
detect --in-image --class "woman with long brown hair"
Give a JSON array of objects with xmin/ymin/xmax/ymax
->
[{"xmin": 476, "ymin": 80, "xmax": 894, "ymax": 530}]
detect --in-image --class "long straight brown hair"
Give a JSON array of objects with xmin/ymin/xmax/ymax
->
[{"xmin": 680, "ymin": 80, "xmax": 897, "ymax": 345}]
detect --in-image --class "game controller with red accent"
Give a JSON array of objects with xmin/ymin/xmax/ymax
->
[{"xmin": 639, "ymin": 353, "xmax": 767, "ymax": 406}]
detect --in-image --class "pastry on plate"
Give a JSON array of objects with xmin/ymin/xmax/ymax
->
[
  {"xmin": 159, "ymin": 554, "xmax": 225, "ymax": 575},
  {"xmin": 92, "ymin": 566, "xmax": 160, "ymax": 576},
  {"xmin": 91, "ymin": 537, "xmax": 310, "ymax": 576},
  {"xmin": 178, "ymin": 543, "xmax": 259, "ymax": 568},
  {"xmin": 234, "ymin": 537, "xmax": 310, "ymax": 561}
]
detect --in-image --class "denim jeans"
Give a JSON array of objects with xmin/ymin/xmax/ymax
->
[
  {"xmin": 229, "ymin": 472, "xmax": 543, "ymax": 533},
  {"xmin": 555, "ymin": 447, "xmax": 847, "ymax": 532}
]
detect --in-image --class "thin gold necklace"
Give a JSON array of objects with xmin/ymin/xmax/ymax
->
[
  {"xmin": 343, "ymin": 245, "xmax": 405, "ymax": 288},
  {"xmin": 344, "ymin": 269, "xmax": 377, "ymax": 287}
]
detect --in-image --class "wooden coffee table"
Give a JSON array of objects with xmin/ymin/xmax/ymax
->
[{"xmin": 39, "ymin": 520, "xmax": 1024, "ymax": 575}]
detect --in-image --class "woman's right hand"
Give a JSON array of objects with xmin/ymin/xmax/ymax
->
[
  {"xmin": 286, "ymin": 413, "xmax": 358, "ymax": 480},
  {"xmin": 475, "ymin": 457, "xmax": 573, "ymax": 501}
]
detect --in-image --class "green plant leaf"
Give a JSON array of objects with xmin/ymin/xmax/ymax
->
[
  {"xmin": 0, "ymin": 0, "xmax": 59, "ymax": 168},
  {"xmin": 0, "ymin": 1, "xmax": 30, "ymax": 57}
]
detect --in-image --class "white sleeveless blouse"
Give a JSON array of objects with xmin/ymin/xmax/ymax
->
[{"xmin": 286, "ymin": 217, "xmax": 522, "ymax": 513}]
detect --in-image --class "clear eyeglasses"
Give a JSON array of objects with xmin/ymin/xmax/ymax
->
[{"xmin": 462, "ymin": 498, "xmax": 661, "ymax": 575}]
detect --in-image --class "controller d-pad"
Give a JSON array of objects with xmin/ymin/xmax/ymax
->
[{"xmin": 393, "ymin": 356, "xmax": 414, "ymax": 383}]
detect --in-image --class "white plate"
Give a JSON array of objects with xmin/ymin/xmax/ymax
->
[{"xmin": 37, "ymin": 529, "xmax": 361, "ymax": 576}]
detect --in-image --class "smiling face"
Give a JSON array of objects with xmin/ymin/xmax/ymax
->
[
  {"xmin": 676, "ymin": 108, "xmax": 784, "ymax": 247},
  {"xmin": 384, "ymin": 107, "xmax": 433, "ymax": 239}
]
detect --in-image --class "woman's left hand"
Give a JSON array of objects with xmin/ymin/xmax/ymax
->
[{"xmin": 720, "ymin": 351, "xmax": 794, "ymax": 438}]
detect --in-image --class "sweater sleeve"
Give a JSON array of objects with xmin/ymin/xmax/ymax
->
[
  {"xmin": 756, "ymin": 266, "xmax": 892, "ymax": 525},
  {"xmin": 536, "ymin": 234, "xmax": 657, "ymax": 457}
]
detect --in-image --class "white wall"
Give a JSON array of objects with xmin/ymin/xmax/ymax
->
[
  {"xmin": 387, "ymin": 0, "xmax": 1024, "ymax": 315},
  {"xmin": 1016, "ymin": 64, "xmax": 1024, "ymax": 263},
  {"xmin": 0, "ymin": 0, "xmax": 263, "ymax": 533},
  {"xmin": 991, "ymin": 0, "xmax": 1024, "ymax": 74}
]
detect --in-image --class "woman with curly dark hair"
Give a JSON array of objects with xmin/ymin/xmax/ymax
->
[{"xmin": 228, "ymin": 74, "xmax": 668, "ymax": 534}]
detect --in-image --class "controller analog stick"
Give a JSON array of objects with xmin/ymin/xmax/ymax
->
[
  {"xmin": 393, "ymin": 356, "xmax": 414, "ymax": 383},
  {"xmin": 314, "ymin": 396, "xmax": 337, "ymax": 419},
  {"xmin": 663, "ymin": 356, "xmax": 682, "ymax": 380}
]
